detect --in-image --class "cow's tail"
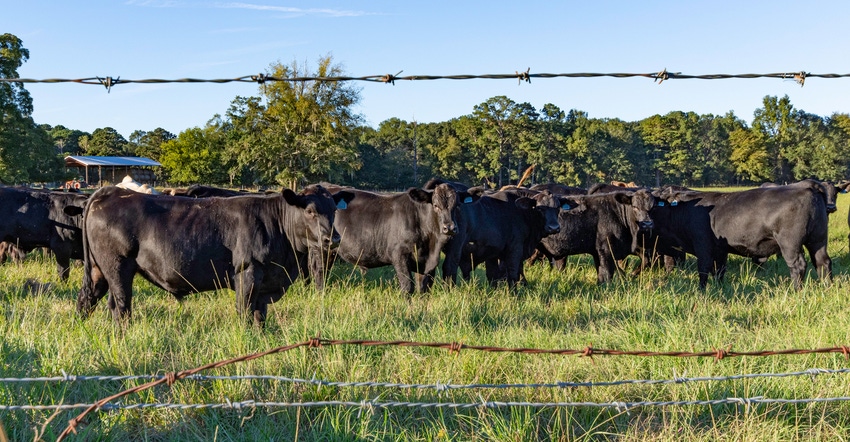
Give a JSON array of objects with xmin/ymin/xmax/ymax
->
[{"xmin": 77, "ymin": 190, "xmax": 104, "ymax": 317}]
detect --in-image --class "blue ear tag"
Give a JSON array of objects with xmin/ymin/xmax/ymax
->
[
  {"xmin": 336, "ymin": 200, "xmax": 348, "ymax": 210},
  {"xmin": 657, "ymin": 201, "xmax": 665, "ymax": 207},
  {"xmin": 671, "ymin": 200, "xmax": 678, "ymax": 207},
  {"xmin": 463, "ymin": 196, "xmax": 473, "ymax": 204},
  {"xmin": 561, "ymin": 203, "xmax": 571, "ymax": 210}
]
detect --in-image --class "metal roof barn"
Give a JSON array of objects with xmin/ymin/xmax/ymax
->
[{"xmin": 64, "ymin": 156, "xmax": 162, "ymax": 187}]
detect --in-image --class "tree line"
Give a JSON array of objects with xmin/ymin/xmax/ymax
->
[{"xmin": 3, "ymin": 34, "xmax": 850, "ymax": 189}]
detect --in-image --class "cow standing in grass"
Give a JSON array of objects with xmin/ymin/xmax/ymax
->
[
  {"xmin": 332, "ymin": 184, "xmax": 470, "ymax": 293},
  {"xmin": 77, "ymin": 185, "xmax": 352, "ymax": 327},
  {"xmin": 0, "ymin": 187, "xmax": 88, "ymax": 280},
  {"xmin": 652, "ymin": 184, "xmax": 832, "ymax": 289}
]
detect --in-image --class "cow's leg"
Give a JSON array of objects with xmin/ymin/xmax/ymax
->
[
  {"xmin": 502, "ymin": 252, "xmax": 523, "ymax": 287},
  {"xmin": 235, "ymin": 265, "xmax": 262, "ymax": 325},
  {"xmin": 391, "ymin": 257, "xmax": 414, "ymax": 294},
  {"xmin": 553, "ymin": 257, "xmax": 567, "ymax": 271},
  {"xmin": 77, "ymin": 262, "xmax": 109, "ymax": 317},
  {"xmin": 105, "ymin": 259, "xmax": 137, "ymax": 323},
  {"xmin": 596, "ymin": 253, "xmax": 616, "ymax": 284},
  {"xmin": 776, "ymin": 240, "xmax": 807, "ymax": 289},
  {"xmin": 484, "ymin": 258, "xmax": 502, "ymax": 286},
  {"xmin": 806, "ymin": 243, "xmax": 832, "ymax": 283},
  {"xmin": 55, "ymin": 255, "xmax": 72, "ymax": 282}
]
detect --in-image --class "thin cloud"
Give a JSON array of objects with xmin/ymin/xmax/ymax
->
[
  {"xmin": 215, "ymin": 2, "xmax": 373, "ymax": 17},
  {"xmin": 126, "ymin": 1, "xmax": 377, "ymax": 17}
]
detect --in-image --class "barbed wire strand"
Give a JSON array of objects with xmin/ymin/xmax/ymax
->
[
  {"xmin": 4, "ymin": 70, "xmax": 849, "ymax": 91},
  {"xmin": 55, "ymin": 338, "xmax": 850, "ymax": 440},
  {"xmin": 3, "ymin": 367, "xmax": 847, "ymax": 391},
  {"xmin": 14, "ymin": 396, "xmax": 850, "ymax": 414}
]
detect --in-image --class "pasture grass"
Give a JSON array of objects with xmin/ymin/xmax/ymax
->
[{"xmin": 1, "ymin": 193, "xmax": 850, "ymax": 440}]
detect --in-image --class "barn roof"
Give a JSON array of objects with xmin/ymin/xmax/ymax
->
[{"xmin": 64, "ymin": 155, "xmax": 162, "ymax": 167}]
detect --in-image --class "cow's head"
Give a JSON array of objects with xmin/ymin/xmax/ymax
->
[
  {"xmin": 515, "ymin": 190, "xmax": 562, "ymax": 236},
  {"xmin": 283, "ymin": 185, "xmax": 354, "ymax": 249},
  {"xmin": 613, "ymin": 189, "xmax": 655, "ymax": 230},
  {"xmin": 408, "ymin": 184, "xmax": 469, "ymax": 237}
]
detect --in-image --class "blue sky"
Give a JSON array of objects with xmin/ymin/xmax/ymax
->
[{"xmin": 5, "ymin": 1, "xmax": 850, "ymax": 139}]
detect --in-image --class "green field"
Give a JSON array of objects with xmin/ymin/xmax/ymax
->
[{"xmin": 2, "ymin": 190, "xmax": 850, "ymax": 441}]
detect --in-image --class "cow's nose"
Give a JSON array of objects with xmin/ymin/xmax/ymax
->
[
  {"xmin": 442, "ymin": 224, "xmax": 458, "ymax": 236},
  {"xmin": 546, "ymin": 224, "xmax": 560, "ymax": 235},
  {"xmin": 827, "ymin": 204, "xmax": 837, "ymax": 213},
  {"xmin": 639, "ymin": 220, "xmax": 654, "ymax": 230}
]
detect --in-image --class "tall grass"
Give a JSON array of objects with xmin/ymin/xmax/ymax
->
[{"xmin": 1, "ymin": 193, "xmax": 850, "ymax": 440}]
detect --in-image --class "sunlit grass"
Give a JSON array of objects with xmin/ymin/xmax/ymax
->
[{"xmin": 0, "ymin": 194, "xmax": 849, "ymax": 440}]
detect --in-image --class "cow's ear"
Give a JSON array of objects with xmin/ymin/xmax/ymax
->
[
  {"xmin": 333, "ymin": 191, "xmax": 355, "ymax": 210},
  {"xmin": 514, "ymin": 197, "xmax": 536, "ymax": 210},
  {"xmin": 407, "ymin": 187, "xmax": 433, "ymax": 203},
  {"xmin": 468, "ymin": 186, "xmax": 487, "ymax": 198},
  {"xmin": 558, "ymin": 197, "xmax": 583, "ymax": 212},
  {"xmin": 614, "ymin": 192, "xmax": 633, "ymax": 205},
  {"xmin": 458, "ymin": 191, "xmax": 479, "ymax": 204},
  {"xmin": 64, "ymin": 206, "xmax": 84, "ymax": 217},
  {"xmin": 282, "ymin": 188, "xmax": 307, "ymax": 208}
]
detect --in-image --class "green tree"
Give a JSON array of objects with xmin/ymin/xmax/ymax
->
[
  {"xmin": 0, "ymin": 34, "xmax": 63, "ymax": 183},
  {"xmin": 85, "ymin": 127, "xmax": 128, "ymax": 156},
  {"xmin": 729, "ymin": 128, "xmax": 770, "ymax": 182},
  {"xmin": 248, "ymin": 55, "xmax": 363, "ymax": 188},
  {"xmin": 128, "ymin": 128, "xmax": 175, "ymax": 161},
  {"xmin": 160, "ymin": 125, "xmax": 228, "ymax": 185},
  {"xmin": 470, "ymin": 96, "xmax": 538, "ymax": 187},
  {"xmin": 45, "ymin": 125, "xmax": 89, "ymax": 155},
  {"xmin": 752, "ymin": 95, "xmax": 795, "ymax": 181}
]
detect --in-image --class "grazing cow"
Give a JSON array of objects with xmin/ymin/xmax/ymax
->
[
  {"xmin": 441, "ymin": 188, "xmax": 566, "ymax": 287},
  {"xmin": 535, "ymin": 190, "xmax": 656, "ymax": 283},
  {"xmin": 77, "ymin": 185, "xmax": 353, "ymax": 326},
  {"xmin": 332, "ymin": 184, "xmax": 469, "ymax": 293},
  {"xmin": 652, "ymin": 185, "xmax": 832, "ymax": 289},
  {"xmin": 529, "ymin": 183, "xmax": 588, "ymax": 196},
  {"xmin": 0, "ymin": 187, "xmax": 88, "ymax": 280}
]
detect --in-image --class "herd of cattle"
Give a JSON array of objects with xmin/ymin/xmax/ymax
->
[{"xmin": 0, "ymin": 177, "xmax": 846, "ymax": 327}]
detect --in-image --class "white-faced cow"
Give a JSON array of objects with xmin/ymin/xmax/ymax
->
[
  {"xmin": 0, "ymin": 187, "xmax": 88, "ymax": 280},
  {"xmin": 536, "ymin": 189, "xmax": 656, "ymax": 283},
  {"xmin": 652, "ymin": 184, "xmax": 832, "ymax": 289},
  {"xmin": 77, "ymin": 184, "xmax": 352, "ymax": 327},
  {"xmin": 332, "ymin": 184, "xmax": 470, "ymax": 293}
]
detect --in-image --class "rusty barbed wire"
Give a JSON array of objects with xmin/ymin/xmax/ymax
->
[
  {"xmin": 56, "ymin": 337, "xmax": 850, "ymax": 440},
  {"xmin": 5, "ymin": 70, "xmax": 847, "ymax": 93}
]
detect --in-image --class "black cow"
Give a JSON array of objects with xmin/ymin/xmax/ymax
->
[
  {"xmin": 441, "ymin": 189, "xmax": 566, "ymax": 287},
  {"xmin": 0, "ymin": 187, "xmax": 88, "ymax": 280},
  {"xmin": 530, "ymin": 183, "xmax": 588, "ymax": 196},
  {"xmin": 77, "ymin": 184, "xmax": 353, "ymax": 326},
  {"xmin": 332, "ymin": 184, "xmax": 468, "ymax": 293},
  {"xmin": 652, "ymin": 184, "xmax": 832, "ymax": 289},
  {"xmin": 536, "ymin": 190, "xmax": 656, "ymax": 283}
]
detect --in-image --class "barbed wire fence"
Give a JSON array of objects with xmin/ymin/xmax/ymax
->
[
  {"xmin": 0, "ymin": 337, "xmax": 832, "ymax": 440},
  {"xmin": 3, "ymin": 69, "xmax": 850, "ymax": 437},
  {"xmin": 4, "ymin": 69, "xmax": 850, "ymax": 93}
]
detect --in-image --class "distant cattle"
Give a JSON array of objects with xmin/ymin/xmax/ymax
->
[
  {"xmin": 116, "ymin": 175, "xmax": 159, "ymax": 194},
  {"xmin": 529, "ymin": 183, "xmax": 588, "ymax": 196},
  {"xmin": 536, "ymin": 189, "xmax": 656, "ymax": 283},
  {"xmin": 332, "ymin": 184, "xmax": 469, "ymax": 293},
  {"xmin": 77, "ymin": 185, "xmax": 352, "ymax": 326},
  {"xmin": 652, "ymin": 184, "xmax": 832, "ymax": 289},
  {"xmin": 0, "ymin": 187, "xmax": 88, "ymax": 280},
  {"xmin": 440, "ymin": 188, "xmax": 566, "ymax": 287}
]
